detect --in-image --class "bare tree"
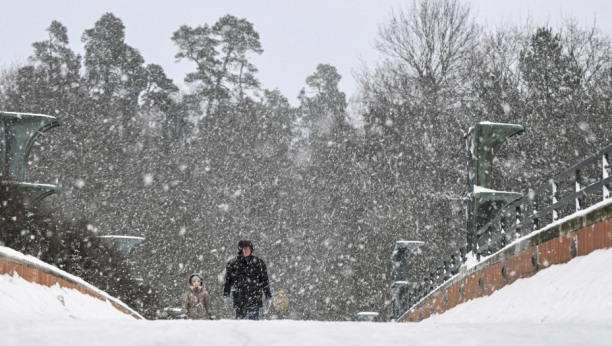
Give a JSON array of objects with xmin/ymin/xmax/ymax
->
[
  {"xmin": 559, "ymin": 17, "xmax": 612, "ymax": 92},
  {"xmin": 375, "ymin": 0, "xmax": 480, "ymax": 109},
  {"xmin": 479, "ymin": 21, "xmax": 532, "ymax": 86}
]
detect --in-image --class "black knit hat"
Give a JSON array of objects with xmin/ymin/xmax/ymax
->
[{"xmin": 238, "ymin": 240, "xmax": 254, "ymax": 254}]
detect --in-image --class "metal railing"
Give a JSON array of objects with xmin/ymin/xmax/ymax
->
[{"xmin": 401, "ymin": 143, "xmax": 612, "ymax": 314}]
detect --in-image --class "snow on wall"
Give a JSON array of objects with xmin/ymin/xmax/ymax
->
[
  {"xmin": 426, "ymin": 247, "xmax": 612, "ymax": 324},
  {"xmin": 400, "ymin": 201, "xmax": 612, "ymax": 322},
  {"xmin": 0, "ymin": 245, "xmax": 143, "ymax": 319},
  {"xmin": 0, "ymin": 272, "xmax": 133, "ymax": 320}
]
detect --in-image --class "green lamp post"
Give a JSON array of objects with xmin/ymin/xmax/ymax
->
[
  {"xmin": 356, "ymin": 312, "xmax": 379, "ymax": 322},
  {"xmin": 465, "ymin": 122, "xmax": 524, "ymax": 255},
  {"xmin": 0, "ymin": 112, "xmax": 62, "ymax": 203},
  {"xmin": 99, "ymin": 235, "xmax": 146, "ymax": 256},
  {"xmin": 390, "ymin": 241, "xmax": 425, "ymax": 320}
]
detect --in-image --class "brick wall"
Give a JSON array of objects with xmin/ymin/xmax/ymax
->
[
  {"xmin": 0, "ymin": 258, "xmax": 141, "ymax": 319},
  {"xmin": 401, "ymin": 207, "xmax": 612, "ymax": 323}
]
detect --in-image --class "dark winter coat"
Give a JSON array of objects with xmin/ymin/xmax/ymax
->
[
  {"xmin": 181, "ymin": 273, "xmax": 215, "ymax": 320},
  {"xmin": 223, "ymin": 254, "xmax": 272, "ymax": 309}
]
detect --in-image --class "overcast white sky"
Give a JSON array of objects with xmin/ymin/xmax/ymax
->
[{"xmin": 1, "ymin": 0, "xmax": 611, "ymax": 106}]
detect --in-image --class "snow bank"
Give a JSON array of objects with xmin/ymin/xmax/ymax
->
[
  {"xmin": 1, "ymin": 319, "xmax": 611, "ymax": 346},
  {"xmin": 0, "ymin": 245, "xmax": 143, "ymax": 319},
  {"xmin": 0, "ymin": 272, "xmax": 132, "ymax": 320},
  {"xmin": 426, "ymin": 248, "xmax": 612, "ymax": 324}
]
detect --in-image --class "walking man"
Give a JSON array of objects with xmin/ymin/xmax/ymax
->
[{"xmin": 223, "ymin": 240, "xmax": 272, "ymax": 320}]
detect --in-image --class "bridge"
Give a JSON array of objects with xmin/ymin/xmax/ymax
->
[{"xmin": 0, "ymin": 119, "xmax": 611, "ymax": 345}]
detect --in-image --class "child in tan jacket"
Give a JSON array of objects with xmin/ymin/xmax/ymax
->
[{"xmin": 180, "ymin": 273, "xmax": 215, "ymax": 320}]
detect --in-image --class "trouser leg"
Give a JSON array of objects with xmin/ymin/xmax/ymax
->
[
  {"xmin": 236, "ymin": 308, "xmax": 260, "ymax": 320},
  {"xmin": 248, "ymin": 308, "xmax": 259, "ymax": 320}
]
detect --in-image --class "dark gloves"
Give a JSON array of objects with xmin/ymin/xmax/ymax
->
[
  {"xmin": 223, "ymin": 295, "xmax": 231, "ymax": 309},
  {"xmin": 264, "ymin": 297, "xmax": 272, "ymax": 313}
]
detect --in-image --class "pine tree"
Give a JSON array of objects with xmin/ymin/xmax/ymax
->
[
  {"xmin": 519, "ymin": 27, "xmax": 581, "ymax": 116},
  {"xmin": 3, "ymin": 20, "xmax": 82, "ymax": 115},
  {"xmin": 81, "ymin": 13, "xmax": 147, "ymax": 120},
  {"xmin": 172, "ymin": 15, "xmax": 262, "ymax": 121}
]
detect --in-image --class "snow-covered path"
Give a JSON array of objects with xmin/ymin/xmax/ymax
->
[
  {"xmin": 0, "ymin": 319, "xmax": 610, "ymax": 346},
  {"xmin": 1, "ymin": 249, "xmax": 612, "ymax": 345}
]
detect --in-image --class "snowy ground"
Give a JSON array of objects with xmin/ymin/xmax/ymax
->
[
  {"xmin": 1, "ymin": 249, "xmax": 611, "ymax": 345},
  {"xmin": 1, "ymin": 320, "xmax": 611, "ymax": 346}
]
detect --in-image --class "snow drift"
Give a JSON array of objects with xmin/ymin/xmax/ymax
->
[
  {"xmin": 426, "ymin": 248, "xmax": 612, "ymax": 324},
  {"xmin": 0, "ymin": 272, "xmax": 133, "ymax": 320},
  {"xmin": 0, "ymin": 245, "xmax": 141, "ymax": 320}
]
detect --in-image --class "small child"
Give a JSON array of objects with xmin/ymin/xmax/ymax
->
[{"xmin": 180, "ymin": 273, "xmax": 215, "ymax": 320}]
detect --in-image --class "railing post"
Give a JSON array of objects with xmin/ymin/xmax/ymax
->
[
  {"xmin": 476, "ymin": 231, "xmax": 481, "ymax": 261},
  {"xmin": 604, "ymin": 154, "xmax": 610, "ymax": 200},
  {"xmin": 500, "ymin": 215, "xmax": 507, "ymax": 248},
  {"xmin": 429, "ymin": 272, "xmax": 435, "ymax": 291},
  {"xmin": 533, "ymin": 195, "xmax": 539, "ymax": 231},
  {"xmin": 443, "ymin": 260, "xmax": 450, "ymax": 280},
  {"xmin": 516, "ymin": 206, "xmax": 522, "ymax": 237},
  {"xmin": 486, "ymin": 226, "xmax": 493, "ymax": 255},
  {"xmin": 552, "ymin": 182, "xmax": 559, "ymax": 221},
  {"xmin": 575, "ymin": 170, "xmax": 583, "ymax": 211},
  {"xmin": 406, "ymin": 287, "xmax": 413, "ymax": 308}
]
